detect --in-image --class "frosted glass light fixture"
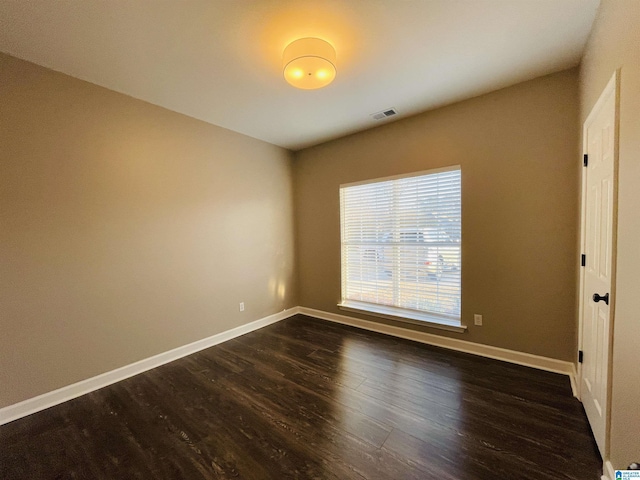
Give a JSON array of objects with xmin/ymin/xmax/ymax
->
[{"xmin": 283, "ymin": 37, "xmax": 336, "ymax": 90}]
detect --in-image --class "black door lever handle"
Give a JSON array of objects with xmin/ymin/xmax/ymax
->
[{"xmin": 592, "ymin": 293, "xmax": 609, "ymax": 305}]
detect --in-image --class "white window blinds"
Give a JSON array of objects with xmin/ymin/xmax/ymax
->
[{"xmin": 340, "ymin": 167, "xmax": 462, "ymax": 325}]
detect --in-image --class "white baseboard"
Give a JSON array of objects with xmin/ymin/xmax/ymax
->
[
  {"xmin": 602, "ymin": 460, "xmax": 615, "ymax": 480},
  {"xmin": 569, "ymin": 363, "xmax": 578, "ymax": 398},
  {"xmin": 0, "ymin": 305, "xmax": 579, "ymax": 426},
  {"xmin": 0, "ymin": 307, "xmax": 299, "ymax": 426},
  {"xmin": 298, "ymin": 307, "xmax": 576, "ymax": 380}
]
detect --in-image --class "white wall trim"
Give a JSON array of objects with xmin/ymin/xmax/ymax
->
[
  {"xmin": 299, "ymin": 307, "xmax": 576, "ymax": 379},
  {"xmin": 0, "ymin": 307, "xmax": 300, "ymax": 426},
  {"xmin": 602, "ymin": 459, "xmax": 615, "ymax": 480},
  {"xmin": 1, "ymin": 305, "xmax": 578, "ymax": 426},
  {"xmin": 569, "ymin": 363, "xmax": 578, "ymax": 398}
]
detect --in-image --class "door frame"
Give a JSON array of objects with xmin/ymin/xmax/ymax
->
[{"xmin": 576, "ymin": 70, "xmax": 620, "ymax": 459}]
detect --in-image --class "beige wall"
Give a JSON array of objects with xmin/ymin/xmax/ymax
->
[
  {"xmin": 294, "ymin": 69, "xmax": 580, "ymax": 361},
  {"xmin": 580, "ymin": 0, "xmax": 640, "ymax": 470},
  {"xmin": 0, "ymin": 53, "xmax": 297, "ymax": 408}
]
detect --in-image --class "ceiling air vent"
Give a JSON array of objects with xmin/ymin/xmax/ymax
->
[{"xmin": 370, "ymin": 108, "xmax": 398, "ymax": 120}]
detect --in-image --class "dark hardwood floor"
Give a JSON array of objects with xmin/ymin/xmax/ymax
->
[{"xmin": 1, "ymin": 314, "xmax": 601, "ymax": 479}]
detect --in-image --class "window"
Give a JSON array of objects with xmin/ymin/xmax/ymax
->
[{"xmin": 339, "ymin": 166, "xmax": 463, "ymax": 331}]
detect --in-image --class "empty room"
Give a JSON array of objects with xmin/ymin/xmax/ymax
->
[{"xmin": 1, "ymin": 1, "xmax": 639, "ymax": 479}]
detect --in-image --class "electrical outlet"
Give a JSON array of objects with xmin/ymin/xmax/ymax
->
[
  {"xmin": 474, "ymin": 314, "xmax": 483, "ymax": 326},
  {"xmin": 239, "ymin": 302, "xmax": 245, "ymax": 312}
]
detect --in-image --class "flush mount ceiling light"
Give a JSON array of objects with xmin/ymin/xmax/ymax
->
[{"xmin": 283, "ymin": 37, "xmax": 336, "ymax": 90}]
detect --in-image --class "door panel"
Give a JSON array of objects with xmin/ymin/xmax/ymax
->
[{"xmin": 580, "ymin": 73, "xmax": 617, "ymax": 457}]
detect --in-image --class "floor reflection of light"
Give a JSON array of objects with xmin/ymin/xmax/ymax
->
[{"xmin": 333, "ymin": 336, "xmax": 465, "ymax": 471}]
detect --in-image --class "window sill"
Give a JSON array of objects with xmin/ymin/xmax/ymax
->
[{"xmin": 337, "ymin": 301, "xmax": 467, "ymax": 333}]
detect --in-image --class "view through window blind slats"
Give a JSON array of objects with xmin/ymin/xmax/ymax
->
[{"xmin": 340, "ymin": 168, "xmax": 461, "ymax": 323}]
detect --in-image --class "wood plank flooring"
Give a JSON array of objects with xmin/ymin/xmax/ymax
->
[{"xmin": 0, "ymin": 314, "xmax": 601, "ymax": 479}]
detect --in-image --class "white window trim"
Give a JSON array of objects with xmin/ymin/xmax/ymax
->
[
  {"xmin": 339, "ymin": 165, "xmax": 463, "ymax": 332},
  {"xmin": 338, "ymin": 300, "xmax": 467, "ymax": 333},
  {"xmin": 340, "ymin": 164, "xmax": 461, "ymax": 188}
]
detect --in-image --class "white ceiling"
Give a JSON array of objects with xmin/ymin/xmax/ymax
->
[{"xmin": 0, "ymin": 0, "xmax": 599, "ymax": 151}]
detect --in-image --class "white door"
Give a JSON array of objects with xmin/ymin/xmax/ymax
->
[{"xmin": 580, "ymin": 72, "xmax": 618, "ymax": 457}]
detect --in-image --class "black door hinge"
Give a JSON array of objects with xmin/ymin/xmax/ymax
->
[
  {"xmin": 581, "ymin": 254, "xmax": 586, "ymax": 267},
  {"xmin": 578, "ymin": 350, "xmax": 584, "ymax": 363},
  {"xmin": 583, "ymin": 154, "xmax": 588, "ymax": 167}
]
